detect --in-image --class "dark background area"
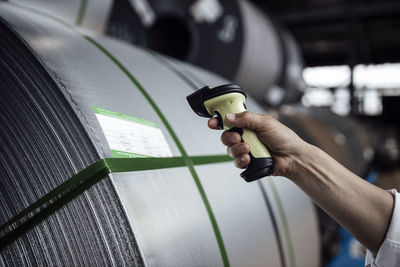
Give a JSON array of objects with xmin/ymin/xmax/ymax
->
[{"xmin": 254, "ymin": 0, "xmax": 400, "ymax": 67}]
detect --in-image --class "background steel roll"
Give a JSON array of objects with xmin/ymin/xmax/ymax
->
[
  {"xmin": 265, "ymin": 31, "xmax": 306, "ymax": 106},
  {"xmin": 106, "ymin": 0, "xmax": 255, "ymax": 89},
  {"xmin": 12, "ymin": 0, "xmax": 113, "ymax": 32},
  {"xmin": 103, "ymin": 0, "xmax": 245, "ymax": 80},
  {"xmin": 0, "ymin": 3, "xmax": 319, "ymax": 266},
  {"xmin": 296, "ymin": 107, "xmax": 374, "ymax": 177},
  {"xmin": 107, "ymin": 0, "xmax": 306, "ymax": 105},
  {"xmin": 233, "ymin": 0, "xmax": 282, "ymax": 101},
  {"xmin": 13, "ymin": 0, "xmax": 305, "ymax": 106},
  {"xmin": 279, "ymin": 106, "xmax": 373, "ymax": 177}
]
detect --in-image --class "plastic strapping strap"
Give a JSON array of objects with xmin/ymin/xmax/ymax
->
[
  {"xmin": 75, "ymin": 0, "xmax": 87, "ymax": 25},
  {"xmin": 0, "ymin": 155, "xmax": 231, "ymax": 250},
  {"xmin": 267, "ymin": 179, "xmax": 296, "ymax": 267}
]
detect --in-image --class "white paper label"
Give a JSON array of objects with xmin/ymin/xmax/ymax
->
[{"xmin": 94, "ymin": 107, "xmax": 172, "ymax": 158}]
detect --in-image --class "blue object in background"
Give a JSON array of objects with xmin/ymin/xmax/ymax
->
[
  {"xmin": 365, "ymin": 170, "xmax": 379, "ymax": 184},
  {"xmin": 328, "ymin": 228, "xmax": 366, "ymax": 267}
]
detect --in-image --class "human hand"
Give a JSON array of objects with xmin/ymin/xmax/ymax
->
[{"xmin": 208, "ymin": 111, "xmax": 308, "ymax": 178}]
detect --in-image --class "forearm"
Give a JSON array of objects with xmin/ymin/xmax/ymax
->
[
  {"xmin": 216, "ymin": 112, "xmax": 395, "ymax": 253},
  {"xmin": 288, "ymin": 143, "xmax": 394, "ymax": 254}
]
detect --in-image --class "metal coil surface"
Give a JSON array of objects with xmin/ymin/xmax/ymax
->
[
  {"xmin": 0, "ymin": 3, "xmax": 319, "ymax": 266},
  {"xmin": 12, "ymin": 0, "xmax": 305, "ymax": 105}
]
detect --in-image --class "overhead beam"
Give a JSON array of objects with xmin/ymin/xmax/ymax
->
[{"xmin": 276, "ymin": 2, "xmax": 400, "ymax": 25}]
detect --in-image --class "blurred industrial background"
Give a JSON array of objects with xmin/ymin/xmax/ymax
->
[{"xmin": 1, "ymin": 0, "xmax": 399, "ymax": 266}]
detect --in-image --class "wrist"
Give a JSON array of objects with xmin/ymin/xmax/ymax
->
[{"xmin": 286, "ymin": 142, "xmax": 320, "ymax": 181}]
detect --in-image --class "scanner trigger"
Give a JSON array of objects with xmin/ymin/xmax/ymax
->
[{"xmin": 214, "ymin": 111, "xmax": 224, "ymax": 130}]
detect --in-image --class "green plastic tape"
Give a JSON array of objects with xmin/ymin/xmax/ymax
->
[
  {"xmin": 75, "ymin": 0, "xmax": 87, "ymax": 25},
  {"xmin": 0, "ymin": 155, "xmax": 231, "ymax": 250},
  {"xmin": 268, "ymin": 179, "xmax": 296, "ymax": 267}
]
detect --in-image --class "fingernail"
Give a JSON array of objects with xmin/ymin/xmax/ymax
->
[
  {"xmin": 240, "ymin": 156, "xmax": 246, "ymax": 163},
  {"xmin": 226, "ymin": 113, "xmax": 236, "ymax": 121}
]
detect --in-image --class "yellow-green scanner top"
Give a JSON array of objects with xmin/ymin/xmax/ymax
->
[{"xmin": 186, "ymin": 84, "xmax": 245, "ymax": 120}]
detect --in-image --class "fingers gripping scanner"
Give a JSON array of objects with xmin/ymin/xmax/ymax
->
[{"xmin": 186, "ymin": 84, "xmax": 274, "ymax": 182}]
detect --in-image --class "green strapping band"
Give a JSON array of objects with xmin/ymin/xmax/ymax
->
[
  {"xmin": 75, "ymin": 0, "xmax": 87, "ymax": 25},
  {"xmin": 0, "ymin": 155, "xmax": 231, "ymax": 250},
  {"xmin": 268, "ymin": 179, "xmax": 296, "ymax": 267}
]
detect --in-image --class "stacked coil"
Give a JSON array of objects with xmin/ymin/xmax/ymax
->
[
  {"xmin": 13, "ymin": 0, "xmax": 305, "ymax": 105},
  {"xmin": 0, "ymin": 2, "xmax": 319, "ymax": 266},
  {"xmin": 279, "ymin": 106, "xmax": 373, "ymax": 177}
]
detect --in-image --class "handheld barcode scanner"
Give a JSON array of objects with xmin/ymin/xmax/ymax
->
[{"xmin": 186, "ymin": 84, "xmax": 274, "ymax": 182}]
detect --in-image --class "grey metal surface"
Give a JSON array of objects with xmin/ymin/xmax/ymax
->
[
  {"xmin": 112, "ymin": 168, "xmax": 222, "ymax": 267},
  {"xmin": 0, "ymin": 5, "xmax": 227, "ymax": 266},
  {"xmin": 97, "ymin": 37, "xmax": 227, "ymax": 157},
  {"xmin": 12, "ymin": 0, "xmax": 112, "ymax": 32},
  {"xmin": 196, "ymin": 163, "xmax": 283, "ymax": 267},
  {"xmin": 12, "ymin": 0, "xmax": 81, "ymax": 24},
  {"xmin": 85, "ymin": 0, "xmax": 113, "ymax": 32},
  {"xmin": 261, "ymin": 177, "xmax": 321, "ymax": 267},
  {"xmin": 235, "ymin": 0, "xmax": 283, "ymax": 102},
  {"xmin": 93, "ymin": 33, "xmax": 287, "ymax": 266},
  {"xmin": 12, "ymin": 0, "xmax": 305, "ymax": 106},
  {"xmin": 95, "ymin": 29, "xmax": 320, "ymax": 266},
  {"xmin": 0, "ymin": 4, "xmax": 143, "ymax": 266},
  {"xmin": 0, "ymin": 4, "xmax": 180, "ymax": 158},
  {"xmin": 0, "ymin": 2, "xmax": 320, "ymax": 266},
  {"xmin": 279, "ymin": 31, "xmax": 307, "ymax": 104}
]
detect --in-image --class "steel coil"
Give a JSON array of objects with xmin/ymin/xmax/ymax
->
[
  {"xmin": 0, "ymin": 3, "xmax": 319, "ymax": 266},
  {"xmin": 12, "ymin": 0, "xmax": 305, "ymax": 106}
]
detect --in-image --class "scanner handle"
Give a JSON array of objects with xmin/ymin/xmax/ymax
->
[
  {"xmin": 203, "ymin": 91, "xmax": 274, "ymax": 182},
  {"xmin": 228, "ymin": 127, "xmax": 274, "ymax": 182}
]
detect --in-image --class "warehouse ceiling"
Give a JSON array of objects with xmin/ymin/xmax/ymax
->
[{"xmin": 253, "ymin": 0, "xmax": 400, "ymax": 67}]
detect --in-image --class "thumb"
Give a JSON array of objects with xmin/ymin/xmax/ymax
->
[{"xmin": 225, "ymin": 111, "xmax": 266, "ymax": 131}]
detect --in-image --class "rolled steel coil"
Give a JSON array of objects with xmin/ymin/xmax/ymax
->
[
  {"xmin": 279, "ymin": 107, "xmax": 373, "ymax": 177},
  {"xmin": 0, "ymin": 3, "xmax": 319, "ymax": 266},
  {"xmin": 12, "ymin": 0, "xmax": 305, "ymax": 106}
]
